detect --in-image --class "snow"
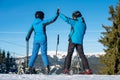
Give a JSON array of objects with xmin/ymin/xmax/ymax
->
[
  {"xmin": 47, "ymin": 51, "xmax": 67, "ymax": 59},
  {"xmin": 0, "ymin": 74, "xmax": 120, "ymax": 80}
]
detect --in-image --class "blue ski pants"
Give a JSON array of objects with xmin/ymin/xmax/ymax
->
[{"xmin": 28, "ymin": 40, "xmax": 49, "ymax": 67}]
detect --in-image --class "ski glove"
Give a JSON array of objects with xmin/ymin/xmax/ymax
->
[
  {"xmin": 57, "ymin": 9, "xmax": 60, "ymax": 15},
  {"xmin": 26, "ymin": 36, "xmax": 29, "ymax": 41}
]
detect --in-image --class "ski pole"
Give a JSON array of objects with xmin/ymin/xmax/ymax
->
[
  {"xmin": 55, "ymin": 34, "xmax": 59, "ymax": 66},
  {"xmin": 49, "ymin": 34, "xmax": 60, "ymax": 75},
  {"xmin": 56, "ymin": 34, "xmax": 59, "ymax": 55},
  {"xmin": 26, "ymin": 40, "xmax": 29, "ymax": 68}
]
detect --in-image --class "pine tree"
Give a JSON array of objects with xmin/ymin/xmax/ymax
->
[
  {"xmin": 2, "ymin": 50, "xmax": 6, "ymax": 63},
  {"xmin": 6, "ymin": 51, "xmax": 10, "ymax": 73},
  {"xmin": 99, "ymin": 1, "xmax": 120, "ymax": 74},
  {"xmin": 0, "ymin": 49, "xmax": 2, "ymax": 64}
]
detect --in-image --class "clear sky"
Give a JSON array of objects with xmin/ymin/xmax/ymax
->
[{"xmin": 0, "ymin": 0, "xmax": 117, "ymax": 57}]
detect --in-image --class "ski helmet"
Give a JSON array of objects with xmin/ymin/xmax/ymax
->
[
  {"xmin": 72, "ymin": 11, "xmax": 82, "ymax": 18},
  {"xmin": 35, "ymin": 11, "xmax": 44, "ymax": 20}
]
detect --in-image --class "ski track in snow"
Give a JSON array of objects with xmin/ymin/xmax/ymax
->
[{"xmin": 0, "ymin": 74, "xmax": 120, "ymax": 80}]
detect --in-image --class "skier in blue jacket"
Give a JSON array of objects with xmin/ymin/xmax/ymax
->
[
  {"xmin": 26, "ymin": 9, "xmax": 59, "ymax": 74},
  {"xmin": 59, "ymin": 10, "xmax": 92, "ymax": 74}
]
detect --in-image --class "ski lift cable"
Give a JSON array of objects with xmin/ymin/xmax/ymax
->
[
  {"xmin": 0, "ymin": 39, "xmax": 25, "ymax": 48},
  {"xmin": 0, "ymin": 39, "xmax": 32, "ymax": 57},
  {"xmin": 0, "ymin": 39, "xmax": 32, "ymax": 49},
  {"xmin": 0, "ymin": 47, "xmax": 24, "ymax": 58}
]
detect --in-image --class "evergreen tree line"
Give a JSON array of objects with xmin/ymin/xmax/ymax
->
[
  {"xmin": 99, "ymin": 0, "xmax": 120, "ymax": 74},
  {"xmin": 0, "ymin": 49, "xmax": 17, "ymax": 73}
]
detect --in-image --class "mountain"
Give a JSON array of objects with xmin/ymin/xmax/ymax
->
[{"xmin": 16, "ymin": 51, "xmax": 105, "ymax": 74}]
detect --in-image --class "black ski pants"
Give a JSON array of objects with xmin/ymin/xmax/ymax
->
[{"xmin": 64, "ymin": 40, "xmax": 90, "ymax": 70}]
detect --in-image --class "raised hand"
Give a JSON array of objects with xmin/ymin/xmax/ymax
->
[{"xmin": 57, "ymin": 8, "xmax": 60, "ymax": 15}]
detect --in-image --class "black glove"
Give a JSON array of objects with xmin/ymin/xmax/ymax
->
[
  {"xmin": 26, "ymin": 36, "xmax": 29, "ymax": 41},
  {"xmin": 57, "ymin": 8, "xmax": 60, "ymax": 15}
]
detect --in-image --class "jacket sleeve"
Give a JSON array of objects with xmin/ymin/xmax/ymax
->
[
  {"xmin": 43, "ymin": 14, "xmax": 59, "ymax": 26},
  {"xmin": 59, "ymin": 13, "xmax": 75, "ymax": 25},
  {"xmin": 26, "ymin": 26, "xmax": 34, "ymax": 40}
]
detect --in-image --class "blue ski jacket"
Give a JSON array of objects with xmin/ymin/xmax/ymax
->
[
  {"xmin": 26, "ymin": 14, "xmax": 58, "ymax": 42},
  {"xmin": 60, "ymin": 13, "xmax": 86, "ymax": 45}
]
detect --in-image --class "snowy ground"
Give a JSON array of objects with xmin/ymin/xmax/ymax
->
[{"xmin": 0, "ymin": 74, "xmax": 120, "ymax": 80}]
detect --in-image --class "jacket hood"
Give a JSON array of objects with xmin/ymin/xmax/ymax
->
[{"xmin": 33, "ymin": 18, "xmax": 42, "ymax": 24}]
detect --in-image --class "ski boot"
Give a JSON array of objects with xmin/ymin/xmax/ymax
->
[
  {"xmin": 79, "ymin": 69, "xmax": 92, "ymax": 74},
  {"xmin": 26, "ymin": 67, "xmax": 35, "ymax": 74},
  {"xmin": 44, "ymin": 65, "xmax": 50, "ymax": 75},
  {"xmin": 64, "ymin": 68, "xmax": 69, "ymax": 74}
]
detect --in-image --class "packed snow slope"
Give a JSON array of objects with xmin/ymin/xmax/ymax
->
[{"xmin": 0, "ymin": 74, "xmax": 120, "ymax": 80}]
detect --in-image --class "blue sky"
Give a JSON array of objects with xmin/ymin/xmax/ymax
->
[{"xmin": 0, "ymin": 0, "xmax": 117, "ymax": 57}]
